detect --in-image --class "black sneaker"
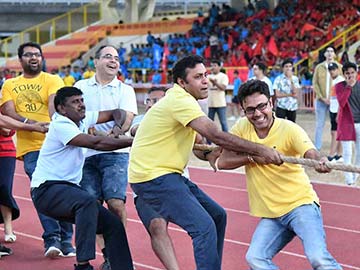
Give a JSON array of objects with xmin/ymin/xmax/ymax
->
[
  {"xmin": 99, "ymin": 258, "xmax": 111, "ymax": 270},
  {"xmin": 0, "ymin": 244, "xmax": 13, "ymax": 256},
  {"xmin": 74, "ymin": 263, "xmax": 94, "ymax": 270}
]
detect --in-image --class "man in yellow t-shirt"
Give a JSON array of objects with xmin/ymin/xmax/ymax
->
[
  {"xmin": 129, "ymin": 55, "xmax": 283, "ymax": 270},
  {"xmin": 207, "ymin": 59, "xmax": 229, "ymax": 132},
  {"xmin": 0, "ymin": 42, "xmax": 75, "ymax": 259},
  {"xmin": 218, "ymin": 80, "xmax": 342, "ymax": 270}
]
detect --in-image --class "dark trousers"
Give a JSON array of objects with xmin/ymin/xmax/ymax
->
[
  {"xmin": 31, "ymin": 181, "xmax": 133, "ymax": 269},
  {"xmin": 275, "ymin": 107, "xmax": 296, "ymax": 122}
]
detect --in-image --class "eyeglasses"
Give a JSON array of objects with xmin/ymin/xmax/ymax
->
[
  {"xmin": 244, "ymin": 100, "xmax": 270, "ymax": 115},
  {"xmin": 101, "ymin": 53, "xmax": 120, "ymax": 62},
  {"xmin": 22, "ymin": 52, "xmax": 42, "ymax": 58},
  {"xmin": 144, "ymin": 98, "xmax": 159, "ymax": 105}
]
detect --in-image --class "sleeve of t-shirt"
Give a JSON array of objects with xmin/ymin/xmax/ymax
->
[
  {"xmin": 48, "ymin": 74, "xmax": 65, "ymax": 96},
  {"xmin": 0, "ymin": 80, "xmax": 12, "ymax": 105},
  {"xmin": 220, "ymin": 73, "xmax": 229, "ymax": 86},
  {"xmin": 53, "ymin": 117, "xmax": 83, "ymax": 146},
  {"xmin": 172, "ymin": 94, "xmax": 205, "ymax": 127},
  {"xmin": 120, "ymin": 84, "xmax": 138, "ymax": 115},
  {"xmin": 287, "ymin": 122, "xmax": 315, "ymax": 157}
]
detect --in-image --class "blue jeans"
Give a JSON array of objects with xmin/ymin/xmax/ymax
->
[
  {"xmin": 246, "ymin": 203, "xmax": 342, "ymax": 270},
  {"xmin": 208, "ymin": 107, "xmax": 228, "ymax": 132},
  {"xmin": 314, "ymin": 99, "xmax": 330, "ymax": 150},
  {"xmin": 81, "ymin": 152, "xmax": 129, "ymax": 202},
  {"xmin": 23, "ymin": 151, "xmax": 73, "ymax": 248},
  {"xmin": 131, "ymin": 173, "xmax": 227, "ymax": 270}
]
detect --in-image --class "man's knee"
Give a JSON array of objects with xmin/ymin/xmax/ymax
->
[
  {"xmin": 107, "ymin": 198, "xmax": 125, "ymax": 214},
  {"xmin": 149, "ymin": 218, "xmax": 168, "ymax": 238}
]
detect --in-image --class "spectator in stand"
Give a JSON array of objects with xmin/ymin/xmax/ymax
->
[
  {"xmin": 228, "ymin": 70, "xmax": 242, "ymax": 121},
  {"xmin": 313, "ymin": 46, "xmax": 342, "ymax": 150},
  {"xmin": 63, "ymin": 65, "xmax": 76, "ymax": 86},
  {"xmin": 0, "ymin": 70, "xmax": 5, "ymax": 90},
  {"xmin": 151, "ymin": 70, "xmax": 162, "ymax": 85},
  {"xmin": 273, "ymin": 58, "xmax": 300, "ymax": 122},
  {"xmin": 124, "ymin": 72, "xmax": 134, "ymax": 85},
  {"xmin": 82, "ymin": 65, "xmax": 95, "ymax": 80},
  {"xmin": 58, "ymin": 66, "xmax": 66, "ymax": 79},
  {"xmin": 335, "ymin": 62, "xmax": 360, "ymax": 185},
  {"xmin": 328, "ymin": 62, "xmax": 344, "ymax": 162},
  {"xmin": 71, "ymin": 66, "xmax": 83, "ymax": 82},
  {"xmin": 208, "ymin": 59, "xmax": 229, "ymax": 132}
]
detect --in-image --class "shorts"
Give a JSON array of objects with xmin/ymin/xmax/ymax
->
[
  {"xmin": 231, "ymin": 95, "xmax": 240, "ymax": 104},
  {"xmin": 330, "ymin": 112, "xmax": 337, "ymax": 131},
  {"xmin": 81, "ymin": 152, "xmax": 129, "ymax": 202},
  {"xmin": 134, "ymin": 196, "xmax": 163, "ymax": 231}
]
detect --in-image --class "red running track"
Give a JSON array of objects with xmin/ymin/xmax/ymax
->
[{"xmin": 1, "ymin": 162, "xmax": 360, "ymax": 270}]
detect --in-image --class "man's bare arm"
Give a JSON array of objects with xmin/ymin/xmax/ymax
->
[
  {"xmin": 68, "ymin": 133, "xmax": 133, "ymax": 151},
  {"xmin": 188, "ymin": 116, "xmax": 282, "ymax": 165}
]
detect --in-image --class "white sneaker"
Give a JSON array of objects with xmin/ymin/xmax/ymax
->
[
  {"xmin": 44, "ymin": 246, "xmax": 62, "ymax": 258},
  {"xmin": 4, "ymin": 234, "xmax": 16, "ymax": 243}
]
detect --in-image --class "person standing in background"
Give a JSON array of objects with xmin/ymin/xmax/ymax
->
[
  {"xmin": 327, "ymin": 62, "xmax": 344, "ymax": 162},
  {"xmin": 208, "ymin": 59, "xmax": 229, "ymax": 132},
  {"xmin": 228, "ymin": 70, "xmax": 242, "ymax": 121},
  {"xmin": 273, "ymin": 58, "xmax": 300, "ymax": 122},
  {"xmin": 313, "ymin": 46, "xmax": 342, "ymax": 150},
  {"xmin": 0, "ymin": 42, "xmax": 75, "ymax": 258}
]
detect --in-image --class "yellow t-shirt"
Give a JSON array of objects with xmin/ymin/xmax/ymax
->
[
  {"xmin": 207, "ymin": 72, "xmax": 229, "ymax": 108},
  {"xmin": 1, "ymin": 72, "xmax": 64, "ymax": 158},
  {"xmin": 129, "ymin": 84, "xmax": 205, "ymax": 183},
  {"xmin": 82, "ymin": 70, "xmax": 95, "ymax": 79},
  {"xmin": 63, "ymin": 75, "xmax": 75, "ymax": 86},
  {"xmin": 230, "ymin": 117, "xmax": 319, "ymax": 218}
]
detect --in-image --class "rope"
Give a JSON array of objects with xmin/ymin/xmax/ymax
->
[{"xmin": 193, "ymin": 144, "xmax": 360, "ymax": 173}]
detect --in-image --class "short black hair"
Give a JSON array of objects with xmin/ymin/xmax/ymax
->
[
  {"xmin": 210, "ymin": 59, "xmax": 221, "ymax": 66},
  {"xmin": 18, "ymin": 42, "xmax": 43, "ymax": 59},
  {"xmin": 282, "ymin": 58, "xmax": 293, "ymax": 67},
  {"xmin": 148, "ymin": 86, "xmax": 167, "ymax": 94},
  {"xmin": 238, "ymin": 80, "xmax": 270, "ymax": 106},
  {"xmin": 254, "ymin": 62, "xmax": 267, "ymax": 73},
  {"xmin": 172, "ymin": 55, "xmax": 204, "ymax": 83},
  {"xmin": 54, "ymin": 87, "xmax": 83, "ymax": 112},
  {"xmin": 94, "ymin": 45, "xmax": 118, "ymax": 59},
  {"xmin": 342, "ymin": 62, "xmax": 358, "ymax": 73}
]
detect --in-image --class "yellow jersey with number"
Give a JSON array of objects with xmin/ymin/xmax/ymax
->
[{"xmin": 1, "ymin": 72, "xmax": 64, "ymax": 158}]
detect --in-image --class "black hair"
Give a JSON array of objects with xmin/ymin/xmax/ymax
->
[
  {"xmin": 54, "ymin": 87, "xmax": 83, "ymax": 112},
  {"xmin": 342, "ymin": 62, "xmax": 358, "ymax": 73},
  {"xmin": 254, "ymin": 62, "xmax": 267, "ymax": 73},
  {"xmin": 282, "ymin": 58, "xmax": 293, "ymax": 67},
  {"xmin": 148, "ymin": 86, "xmax": 167, "ymax": 94},
  {"xmin": 238, "ymin": 80, "xmax": 270, "ymax": 106},
  {"xmin": 172, "ymin": 55, "xmax": 204, "ymax": 83},
  {"xmin": 210, "ymin": 59, "xmax": 221, "ymax": 66},
  {"xmin": 18, "ymin": 42, "xmax": 43, "ymax": 59},
  {"xmin": 94, "ymin": 45, "xmax": 118, "ymax": 59}
]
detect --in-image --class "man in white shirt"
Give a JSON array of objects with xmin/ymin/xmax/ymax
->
[
  {"xmin": 74, "ymin": 45, "xmax": 137, "ymax": 270},
  {"xmin": 30, "ymin": 87, "xmax": 134, "ymax": 270},
  {"xmin": 208, "ymin": 59, "xmax": 229, "ymax": 132}
]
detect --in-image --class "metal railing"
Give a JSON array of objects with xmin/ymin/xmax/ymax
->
[{"xmin": 0, "ymin": 1, "xmax": 102, "ymax": 59}]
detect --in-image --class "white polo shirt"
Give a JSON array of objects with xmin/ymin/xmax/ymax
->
[
  {"xmin": 74, "ymin": 76, "xmax": 138, "ymax": 156},
  {"xmin": 31, "ymin": 111, "xmax": 98, "ymax": 187}
]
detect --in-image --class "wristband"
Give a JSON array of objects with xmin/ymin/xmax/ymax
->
[{"xmin": 23, "ymin": 118, "xmax": 28, "ymax": 123}]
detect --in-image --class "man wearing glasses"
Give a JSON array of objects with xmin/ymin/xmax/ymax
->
[
  {"xmin": 74, "ymin": 45, "xmax": 137, "ymax": 270},
  {"xmin": 1, "ymin": 42, "xmax": 75, "ymax": 258},
  {"xmin": 217, "ymin": 80, "xmax": 342, "ymax": 270}
]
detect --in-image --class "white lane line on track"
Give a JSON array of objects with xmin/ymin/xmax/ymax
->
[{"xmin": 14, "ymin": 194, "xmax": 360, "ymax": 235}]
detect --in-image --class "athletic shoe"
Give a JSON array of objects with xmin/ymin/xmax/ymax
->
[
  {"xmin": 0, "ymin": 244, "xmax": 13, "ymax": 256},
  {"xmin": 99, "ymin": 258, "xmax": 111, "ymax": 270},
  {"xmin": 60, "ymin": 242, "xmax": 76, "ymax": 257},
  {"xmin": 74, "ymin": 263, "xmax": 94, "ymax": 270},
  {"xmin": 4, "ymin": 233, "xmax": 16, "ymax": 243},
  {"xmin": 44, "ymin": 242, "xmax": 62, "ymax": 258},
  {"xmin": 334, "ymin": 155, "xmax": 344, "ymax": 163}
]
